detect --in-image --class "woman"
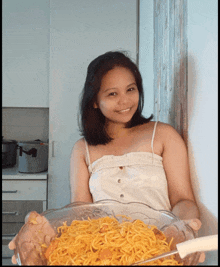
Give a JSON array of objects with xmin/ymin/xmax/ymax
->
[
  {"xmin": 9, "ymin": 51, "xmax": 205, "ymax": 265},
  {"xmin": 71, "ymin": 51, "xmax": 199, "ymax": 218}
]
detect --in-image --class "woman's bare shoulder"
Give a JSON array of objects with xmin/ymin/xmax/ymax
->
[
  {"xmin": 157, "ymin": 121, "xmax": 179, "ymax": 134},
  {"xmin": 138, "ymin": 120, "xmax": 171, "ymax": 134},
  {"xmin": 156, "ymin": 121, "xmax": 184, "ymax": 144},
  {"xmin": 71, "ymin": 138, "xmax": 86, "ymax": 158},
  {"xmin": 156, "ymin": 121, "xmax": 174, "ymax": 131},
  {"xmin": 73, "ymin": 138, "xmax": 85, "ymax": 149},
  {"xmin": 136, "ymin": 120, "xmax": 156, "ymax": 132}
]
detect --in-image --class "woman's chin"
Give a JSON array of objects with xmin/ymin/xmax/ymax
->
[{"xmin": 107, "ymin": 117, "xmax": 133, "ymax": 126}]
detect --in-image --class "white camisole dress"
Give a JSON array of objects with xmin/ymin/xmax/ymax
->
[{"xmin": 84, "ymin": 121, "xmax": 171, "ymax": 211}]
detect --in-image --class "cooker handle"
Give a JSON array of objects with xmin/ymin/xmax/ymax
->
[{"xmin": 19, "ymin": 146, "xmax": 37, "ymax": 157}]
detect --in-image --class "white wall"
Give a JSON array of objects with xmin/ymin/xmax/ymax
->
[
  {"xmin": 187, "ymin": 0, "xmax": 218, "ymax": 264},
  {"xmin": 48, "ymin": 0, "xmax": 137, "ymax": 209},
  {"xmin": 2, "ymin": 108, "xmax": 49, "ymax": 142},
  {"xmin": 2, "ymin": 0, "xmax": 50, "ymax": 107},
  {"xmin": 139, "ymin": 0, "xmax": 154, "ymax": 118}
]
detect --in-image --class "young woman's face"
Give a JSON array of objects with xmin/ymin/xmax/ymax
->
[{"xmin": 94, "ymin": 67, "xmax": 139, "ymax": 126}]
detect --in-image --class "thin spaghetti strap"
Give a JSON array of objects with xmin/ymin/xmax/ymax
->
[
  {"xmin": 84, "ymin": 139, "xmax": 91, "ymax": 167},
  {"xmin": 151, "ymin": 121, "xmax": 158, "ymax": 163}
]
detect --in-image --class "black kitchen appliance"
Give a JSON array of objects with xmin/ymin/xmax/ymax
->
[{"xmin": 2, "ymin": 137, "xmax": 18, "ymax": 168}]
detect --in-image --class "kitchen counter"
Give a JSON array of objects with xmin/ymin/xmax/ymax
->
[{"xmin": 2, "ymin": 164, "xmax": 48, "ymax": 180}]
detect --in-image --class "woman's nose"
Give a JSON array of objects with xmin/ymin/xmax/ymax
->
[{"xmin": 118, "ymin": 93, "xmax": 129, "ymax": 105}]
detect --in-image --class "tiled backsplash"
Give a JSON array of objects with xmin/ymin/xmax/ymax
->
[{"xmin": 2, "ymin": 107, "xmax": 49, "ymax": 142}]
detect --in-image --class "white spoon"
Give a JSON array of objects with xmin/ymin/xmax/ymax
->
[{"xmin": 131, "ymin": 234, "xmax": 218, "ymax": 265}]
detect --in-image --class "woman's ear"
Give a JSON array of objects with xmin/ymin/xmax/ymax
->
[{"xmin": 93, "ymin": 102, "xmax": 98, "ymax": 109}]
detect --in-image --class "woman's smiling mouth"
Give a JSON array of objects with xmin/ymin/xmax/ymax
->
[{"xmin": 116, "ymin": 108, "xmax": 131, "ymax": 113}]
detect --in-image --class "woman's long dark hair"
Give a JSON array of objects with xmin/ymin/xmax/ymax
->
[{"xmin": 79, "ymin": 51, "xmax": 153, "ymax": 145}]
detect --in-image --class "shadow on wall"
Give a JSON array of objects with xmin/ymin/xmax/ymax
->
[
  {"xmin": 187, "ymin": 53, "xmax": 218, "ymax": 265},
  {"xmin": 166, "ymin": 48, "xmax": 188, "ymax": 145},
  {"xmin": 171, "ymin": 53, "xmax": 188, "ymax": 144}
]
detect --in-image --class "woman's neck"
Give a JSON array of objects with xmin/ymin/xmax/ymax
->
[{"xmin": 105, "ymin": 122, "xmax": 133, "ymax": 139}]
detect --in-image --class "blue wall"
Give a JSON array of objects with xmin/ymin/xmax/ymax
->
[
  {"xmin": 187, "ymin": 0, "xmax": 218, "ymax": 264},
  {"xmin": 139, "ymin": 0, "xmax": 218, "ymax": 264}
]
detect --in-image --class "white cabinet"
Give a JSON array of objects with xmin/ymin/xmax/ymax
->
[
  {"xmin": 2, "ymin": 0, "xmax": 50, "ymax": 108},
  {"xmin": 2, "ymin": 180, "xmax": 47, "ymax": 201},
  {"xmin": 48, "ymin": 0, "xmax": 138, "ymax": 209},
  {"xmin": 2, "ymin": 177, "xmax": 47, "ymax": 266}
]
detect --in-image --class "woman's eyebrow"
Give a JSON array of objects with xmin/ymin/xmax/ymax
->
[
  {"xmin": 126, "ymin": 82, "xmax": 137, "ymax": 87},
  {"xmin": 103, "ymin": 87, "xmax": 117, "ymax": 93}
]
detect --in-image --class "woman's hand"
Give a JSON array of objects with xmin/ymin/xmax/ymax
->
[
  {"xmin": 163, "ymin": 218, "xmax": 205, "ymax": 265},
  {"xmin": 8, "ymin": 211, "xmax": 56, "ymax": 265},
  {"xmin": 184, "ymin": 219, "xmax": 206, "ymax": 264}
]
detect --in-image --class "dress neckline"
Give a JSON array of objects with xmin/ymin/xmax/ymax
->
[{"xmin": 90, "ymin": 151, "xmax": 163, "ymax": 167}]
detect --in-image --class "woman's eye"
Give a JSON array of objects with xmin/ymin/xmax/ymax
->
[
  {"xmin": 108, "ymin": 92, "xmax": 116, "ymax": 96},
  {"xmin": 128, "ymin": 87, "xmax": 136, "ymax": 92}
]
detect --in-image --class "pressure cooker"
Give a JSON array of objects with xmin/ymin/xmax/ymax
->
[
  {"xmin": 18, "ymin": 140, "xmax": 48, "ymax": 173},
  {"xmin": 2, "ymin": 137, "xmax": 18, "ymax": 168}
]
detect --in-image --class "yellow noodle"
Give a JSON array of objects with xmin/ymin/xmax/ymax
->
[{"xmin": 44, "ymin": 216, "xmax": 183, "ymax": 265}]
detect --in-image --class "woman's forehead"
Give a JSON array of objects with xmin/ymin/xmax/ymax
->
[{"xmin": 100, "ymin": 67, "xmax": 135, "ymax": 87}]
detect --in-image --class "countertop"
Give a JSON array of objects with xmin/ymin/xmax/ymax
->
[{"xmin": 2, "ymin": 164, "xmax": 48, "ymax": 180}]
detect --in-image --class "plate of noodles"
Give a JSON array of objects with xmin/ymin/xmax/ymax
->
[{"xmin": 14, "ymin": 200, "xmax": 199, "ymax": 265}]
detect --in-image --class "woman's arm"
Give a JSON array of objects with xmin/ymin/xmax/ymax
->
[
  {"xmin": 160, "ymin": 123, "xmax": 200, "ymax": 220},
  {"xmin": 70, "ymin": 139, "xmax": 93, "ymax": 203},
  {"xmin": 171, "ymin": 199, "xmax": 200, "ymax": 220}
]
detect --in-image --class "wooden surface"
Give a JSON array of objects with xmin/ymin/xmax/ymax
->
[{"xmin": 154, "ymin": 0, "xmax": 188, "ymax": 144}]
